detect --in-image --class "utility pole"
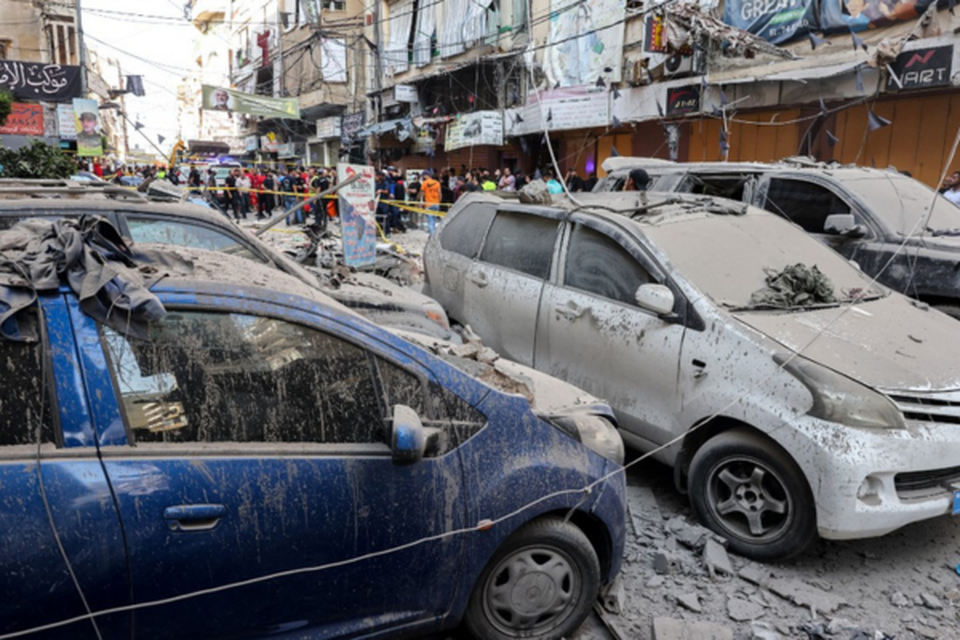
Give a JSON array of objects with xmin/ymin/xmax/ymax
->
[
  {"xmin": 116, "ymin": 60, "xmax": 130, "ymax": 160},
  {"xmin": 75, "ymin": 0, "xmax": 87, "ymax": 95}
]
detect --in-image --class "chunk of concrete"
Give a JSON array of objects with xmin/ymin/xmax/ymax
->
[
  {"xmin": 889, "ymin": 591, "xmax": 911, "ymax": 607},
  {"xmin": 727, "ymin": 596, "xmax": 766, "ymax": 621},
  {"xmin": 676, "ymin": 592, "xmax": 702, "ymax": 613},
  {"xmin": 703, "ymin": 538, "xmax": 735, "ymax": 577},
  {"xmin": 738, "ymin": 563, "xmax": 770, "ymax": 587},
  {"xmin": 652, "ymin": 617, "xmax": 734, "ymax": 640},
  {"xmin": 921, "ymin": 592, "xmax": 944, "ymax": 610},
  {"xmin": 750, "ymin": 621, "xmax": 782, "ymax": 640},
  {"xmin": 627, "ymin": 485, "xmax": 663, "ymax": 537},
  {"xmin": 665, "ymin": 516, "xmax": 714, "ymax": 550},
  {"xmin": 767, "ymin": 578, "xmax": 847, "ymax": 614},
  {"xmin": 654, "ymin": 551, "xmax": 679, "ymax": 575}
]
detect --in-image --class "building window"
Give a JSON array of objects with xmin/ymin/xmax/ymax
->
[
  {"xmin": 47, "ymin": 22, "xmax": 77, "ymax": 65},
  {"xmin": 0, "ymin": 40, "xmax": 10, "ymax": 60},
  {"xmin": 322, "ymin": 0, "xmax": 346, "ymax": 10}
]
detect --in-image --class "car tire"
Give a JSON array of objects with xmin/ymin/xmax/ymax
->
[
  {"xmin": 463, "ymin": 518, "xmax": 600, "ymax": 640},
  {"xmin": 688, "ymin": 428, "xmax": 817, "ymax": 562}
]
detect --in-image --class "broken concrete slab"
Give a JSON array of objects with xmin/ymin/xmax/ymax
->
[
  {"xmin": 652, "ymin": 617, "xmax": 734, "ymax": 640},
  {"xmin": 627, "ymin": 485, "xmax": 663, "ymax": 537},
  {"xmin": 738, "ymin": 563, "xmax": 770, "ymax": 587},
  {"xmin": 750, "ymin": 620, "xmax": 782, "ymax": 640},
  {"xmin": 767, "ymin": 578, "xmax": 847, "ymax": 614},
  {"xmin": 654, "ymin": 551, "xmax": 679, "ymax": 575},
  {"xmin": 920, "ymin": 592, "xmax": 944, "ymax": 610},
  {"xmin": 703, "ymin": 538, "xmax": 735, "ymax": 578},
  {"xmin": 727, "ymin": 596, "xmax": 766, "ymax": 621},
  {"xmin": 890, "ymin": 591, "xmax": 911, "ymax": 607},
  {"xmin": 665, "ymin": 515, "xmax": 715, "ymax": 550},
  {"xmin": 676, "ymin": 592, "xmax": 702, "ymax": 613}
]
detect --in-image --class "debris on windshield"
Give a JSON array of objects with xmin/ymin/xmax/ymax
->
[{"xmin": 750, "ymin": 264, "xmax": 836, "ymax": 308}]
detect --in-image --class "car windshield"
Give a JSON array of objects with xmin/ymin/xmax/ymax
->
[
  {"xmin": 645, "ymin": 212, "xmax": 885, "ymax": 310},
  {"xmin": 840, "ymin": 172, "xmax": 960, "ymax": 236}
]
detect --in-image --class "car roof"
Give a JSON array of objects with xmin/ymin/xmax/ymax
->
[{"xmin": 601, "ymin": 156, "xmax": 903, "ymax": 178}]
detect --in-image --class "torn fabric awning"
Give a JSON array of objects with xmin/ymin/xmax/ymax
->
[{"xmin": 706, "ymin": 58, "xmax": 864, "ymax": 85}]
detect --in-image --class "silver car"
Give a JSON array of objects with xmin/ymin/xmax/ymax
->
[{"xmin": 425, "ymin": 191, "xmax": 960, "ymax": 561}]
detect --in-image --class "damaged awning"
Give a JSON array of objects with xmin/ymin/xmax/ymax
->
[
  {"xmin": 356, "ymin": 118, "xmax": 411, "ymax": 137},
  {"xmin": 707, "ymin": 58, "xmax": 865, "ymax": 85}
]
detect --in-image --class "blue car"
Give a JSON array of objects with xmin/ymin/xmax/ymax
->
[{"xmin": 0, "ymin": 244, "xmax": 625, "ymax": 639}]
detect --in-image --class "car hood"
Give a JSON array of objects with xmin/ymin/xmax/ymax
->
[
  {"xmin": 732, "ymin": 294, "xmax": 960, "ymax": 393},
  {"xmin": 391, "ymin": 329, "xmax": 613, "ymax": 417}
]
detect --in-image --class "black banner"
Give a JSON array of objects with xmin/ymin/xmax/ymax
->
[
  {"xmin": 0, "ymin": 61, "xmax": 82, "ymax": 102},
  {"xmin": 666, "ymin": 86, "xmax": 700, "ymax": 116},
  {"xmin": 341, "ymin": 111, "xmax": 366, "ymax": 144},
  {"xmin": 888, "ymin": 45, "xmax": 953, "ymax": 91}
]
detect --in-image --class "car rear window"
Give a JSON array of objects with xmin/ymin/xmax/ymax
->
[
  {"xmin": 479, "ymin": 211, "xmax": 558, "ymax": 279},
  {"xmin": 126, "ymin": 218, "xmax": 266, "ymax": 262},
  {"xmin": 440, "ymin": 204, "xmax": 495, "ymax": 258},
  {"xmin": 0, "ymin": 316, "xmax": 54, "ymax": 446}
]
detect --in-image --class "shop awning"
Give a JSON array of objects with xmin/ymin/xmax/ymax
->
[{"xmin": 706, "ymin": 57, "xmax": 865, "ymax": 85}]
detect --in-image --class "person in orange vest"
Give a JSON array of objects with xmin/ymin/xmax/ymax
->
[{"xmin": 420, "ymin": 169, "xmax": 442, "ymax": 235}]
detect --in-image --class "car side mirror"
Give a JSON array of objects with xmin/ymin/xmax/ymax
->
[
  {"xmin": 635, "ymin": 283, "xmax": 675, "ymax": 316},
  {"xmin": 824, "ymin": 214, "xmax": 866, "ymax": 238},
  {"xmin": 390, "ymin": 404, "xmax": 426, "ymax": 465}
]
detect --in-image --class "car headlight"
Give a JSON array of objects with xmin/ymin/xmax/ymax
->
[
  {"xmin": 540, "ymin": 410, "xmax": 625, "ymax": 465},
  {"xmin": 775, "ymin": 354, "xmax": 906, "ymax": 430}
]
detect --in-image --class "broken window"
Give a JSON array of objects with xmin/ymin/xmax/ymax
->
[
  {"xmin": 125, "ymin": 217, "xmax": 266, "ymax": 262},
  {"xmin": 102, "ymin": 312, "xmax": 385, "ymax": 445},
  {"xmin": 679, "ymin": 173, "xmax": 751, "ymax": 200},
  {"xmin": 480, "ymin": 211, "xmax": 558, "ymax": 279},
  {"xmin": 763, "ymin": 179, "xmax": 850, "ymax": 234},
  {"xmin": 564, "ymin": 224, "xmax": 653, "ymax": 306},
  {"xmin": 0, "ymin": 312, "xmax": 54, "ymax": 446},
  {"xmin": 440, "ymin": 203, "xmax": 495, "ymax": 258}
]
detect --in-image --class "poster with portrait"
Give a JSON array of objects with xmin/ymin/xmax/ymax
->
[
  {"xmin": 73, "ymin": 97, "xmax": 102, "ymax": 157},
  {"xmin": 337, "ymin": 163, "xmax": 377, "ymax": 268},
  {"xmin": 820, "ymin": 0, "xmax": 942, "ymax": 32}
]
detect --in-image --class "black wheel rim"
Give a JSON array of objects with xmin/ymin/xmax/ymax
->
[
  {"xmin": 704, "ymin": 454, "xmax": 793, "ymax": 544},
  {"xmin": 481, "ymin": 543, "xmax": 581, "ymax": 637}
]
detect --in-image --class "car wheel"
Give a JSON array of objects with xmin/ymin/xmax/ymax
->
[
  {"xmin": 464, "ymin": 518, "xmax": 600, "ymax": 640},
  {"xmin": 933, "ymin": 303, "xmax": 960, "ymax": 320},
  {"xmin": 688, "ymin": 428, "xmax": 816, "ymax": 561}
]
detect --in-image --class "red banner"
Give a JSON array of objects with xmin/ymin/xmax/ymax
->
[{"xmin": 0, "ymin": 103, "xmax": 44, "ymax": 136}]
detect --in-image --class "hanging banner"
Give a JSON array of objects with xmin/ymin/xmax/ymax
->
[
  {"xmin": 0, "ymin": 103, "xmax": 45, "ymax": 136},
  {"xmin": 73, "ymin": 98, "xmax": 103, "ymax": 157},
  {"xmin": 337, "ymin": 164, "xmax": 378, "ymax": 268},
  {"xmin": 201, "ymin": 85, "xmax": 299, "ymax": 119},
  {"xmin": 544, "ymin": 0, "xmax": 627, "ymax": 87},
  {"xmin": 508, "ymin": 86, "xmax": 610, "ymax": 136},
  {"xmin": 445, "ymin": 111, "xmax": 504, "ymax": 151},
  {"xmin": 821, "ymin": 0, "xmax": 941, "ymax": 33},
  {"xmin": 57, "ymin": 104, "xmax": 77, "ymax": 139},
  {"xmin": 0, "ymin": 61, "xmax": 81, "ymax": 101},
  {"xmin": 722, "ymin": 0, "xmax": 818, "ymax": 44},
  {"xmin": 341, "ymin": 111, "xmax": 366, "ymax": 144}
]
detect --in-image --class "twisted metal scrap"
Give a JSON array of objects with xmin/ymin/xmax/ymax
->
[{"xmin": 666, "ymin": 2, "xmax": 797, "ymax": 61}]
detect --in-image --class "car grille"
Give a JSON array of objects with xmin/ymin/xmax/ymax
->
[
  {"xmin": 888, "ymin": 392, "xmax": 960, "ymax": 425},
  {"xmin": 895, "ymin": 465, "xmax": 960, "ymax": 493}
]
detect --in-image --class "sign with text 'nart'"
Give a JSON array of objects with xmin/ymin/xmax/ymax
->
[{"xmin": 888, "ymin": 45, "xmax": 953, "ymax": 91}]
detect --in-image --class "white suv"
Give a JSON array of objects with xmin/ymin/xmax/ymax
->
[{"xmin": 424, "ymin": 190, "xmax": 960, "ymax": 560}]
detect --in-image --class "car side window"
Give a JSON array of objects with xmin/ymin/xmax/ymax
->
[
  {"xmin": 0, "ymin": 315, "xmax": 54, "ymax": 446},
  {"xmin": 125, "ymin": 218, "xmax": 266, "ymax": 262},
  {"xmin": 479, "ymin": 211, "xmax": 558, "ymax": 279},
  {"xmin": 564, "ymin": 224, "xmax": 654, "ymax": 306},
  {"xmin": 763, "ymin": 179, "xmax": 851, "ymax": 233},
  {"xmin": 439, "ymin": 204, "xmax": 495, "ymax": 258},
  {"xmin": 102, "ymin": 312, "xmax": 385, "ymax": 445}
]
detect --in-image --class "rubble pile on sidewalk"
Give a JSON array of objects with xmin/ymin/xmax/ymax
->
[{"xmin": 603, "ymin": 481, "xmax": 960, "ymax": 640}]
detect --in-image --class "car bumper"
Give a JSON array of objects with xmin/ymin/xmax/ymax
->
[{"xmin": 781, "ymin": 417, "xmax": 960, "ymax": 540}]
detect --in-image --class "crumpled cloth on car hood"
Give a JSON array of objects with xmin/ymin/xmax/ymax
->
[
  {"xmin": 0, "ymin": 216, "xmax": 173, "ymax": 341},
  {"xmin": 750, "ymin": 263, "xmax": 836, "ymax": 309}
]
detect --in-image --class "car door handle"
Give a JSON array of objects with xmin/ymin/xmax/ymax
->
[
  {"xmin": 555, "ymin": 302, "xmax": 587, "ymax": 320},
  {"xmin": 163, "ymin": 504, "xmax": 227, "ymax": 532},
  {"xmin": 469, "ymin": 272, "xmax": 488, "ymax": 288}
]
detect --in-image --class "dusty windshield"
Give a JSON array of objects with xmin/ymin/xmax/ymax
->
[
  {"xmin": 840, "ymin": 173, "xmax": 960, "ymax": 236},
  {"xmin": 645, "ymin": 212, "xmax": 884, "ymax": 310}
]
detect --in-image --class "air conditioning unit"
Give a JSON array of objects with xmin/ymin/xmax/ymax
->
[{"xmin": 663, "ymin": 50, "xmax": 704, "ymax": 78}]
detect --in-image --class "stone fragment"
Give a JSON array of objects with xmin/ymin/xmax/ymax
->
[
  {"xmin": 750, "ymin": 620, "xmax": 782, "ymax": 640},
  {"xmin": 646, "ymin": 575, "xmax": 666, "ymax": 588},
  {"xmin": 665, "ymin": 516, "xmax": 714, "ymax": 550},
  {"xmin": 944, "ymin": 588, "xmax": 960, "ymax": 602},
  {"xmin": 703, "ymin": 538, "xmax": 735, "ymax": 577},
  {"xmin": 906, "ymin": 623, "xmax": 941, "ymax": 639},
  {"xmin": 654, "ymin": 551, "xmax": 678, "ymax": 575},
  {"xmin": 652, "ymin": 617, "xmax": 734, "ymax": 640},
  {"xmin": 727, "ymin": 596, "xmax": 765, "ymax": 621},
  {"xmin": 890, "ymin": 591, "xmax": 911, "ymax": 607},
  {"xmin": 921, "ymin": 593, "xmax": 944, "ymax": 610},
  {"xmin": 676, "ymin": 592, "xmax": 702, "ymax": 613},
  {"xmin": 739, "ymin": 563, "xmax": 770, "ymax": 587},
  {"xmin": 627, "ymin": 485, "xmax": 663, "ymax": 537},
  {"xmin": 767, "ymin": 578, "xmax": 847, "ymax": 614}
]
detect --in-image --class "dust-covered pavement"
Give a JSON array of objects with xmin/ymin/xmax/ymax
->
[{"xmin": 603, "ymin": 454, "xmax": 960, "ymax": 640}]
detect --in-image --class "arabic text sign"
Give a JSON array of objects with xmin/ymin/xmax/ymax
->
[
  {"xmin": 201, "ymin": 85, "xmax": 299, "ymax": 119},
  {"xmin": 57, "ymin": 104, "xmax": 76, "ymax": 139},
  {"xmin": 445, "ymin": 111, "xmax": 504, "ymax": 151},
  {"xmin": 509, "ymin": 86, "xmax": 610, "ymax": 135},
  {"xmin": 0, "ymin": 61, "xmax": 81, "ymax": 101},
  {"xmin": 337, "ymin": 164, "xmax": 377, "ymax": 268},
  {"xmin": 0, "ymin": 103, "xmax": 44, "ymax": 136}
]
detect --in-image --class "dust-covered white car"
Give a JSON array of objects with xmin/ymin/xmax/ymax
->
[{"xmin": 424, "ymin": 190, "xmax": 960, "ymax": 561}]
